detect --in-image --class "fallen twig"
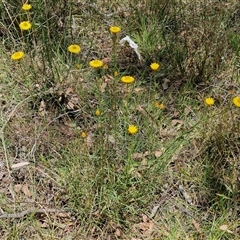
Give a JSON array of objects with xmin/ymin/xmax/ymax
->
[{"xmin": 0, "ymin": 208, "xmax": 62, "ymax": 219}]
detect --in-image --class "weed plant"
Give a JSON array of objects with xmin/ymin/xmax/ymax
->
[{"xmin": 0, "ymin": 0, "xmax": 240, "ymax": 239}]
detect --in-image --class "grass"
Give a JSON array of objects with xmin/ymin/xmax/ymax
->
[{"xmin": 0, "ymin": 0, "xmax": 240, "ymax": 239}]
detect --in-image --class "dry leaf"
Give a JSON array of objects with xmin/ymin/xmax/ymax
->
[
  {"xmin": 192, "ymin": 219, "xmax": 201, "ymax": 233},
  {"xmin": 103, "ymin": 74, "xmax": 114, "ymax": 82},
  {"xmin": 162, "ymin": 78, "xmax": 170, "ymax": 90},
  {"xmin": 173, "ymin": 110, "xmax": 180, "ymax": 117},
  {"xmin": 220, "ymin": 225, "xmax": 233, "ymax": 234},
  {"xmin": 102, "ymin": 58, "xmax": 111, "ymax": 64},
  {"xmin": 66, "ymin": 95, "xmax": 79, "ymax": 110},
  {"xmin": 86, "ymin": 133, "xmax": 94, "ymax": 148},
  {"xmin": 141, "ymin": 158, "xmax": 148, "ymax": 166},
  {"xmin": 171, "ymin": 119, "xmax": 184, "ymax": 127},
  {"xmin": 179, "ymin": 185, "xmax": 193, "ymax": 205},
  {"xmin": 39, "ymin": 100, "xmax": 47, "ymax": 117},
  {"xmin": 220, "ymin": 225, "xmax": 228, "ymax": 231},
  {"xmin": 132, "ymin": 170, "xmax": 142, "ymax": 178},
  {"xmin": 150, "ymin": 204, "xmax": 160, "ymax": 218},
  {"xmin": 115, "ymin": 228, "xmax": 122, "ymax": 237},
  {"xmin": 134, "ymin": 87, "xmax": 145, "ymax": 93},
  {"xmin": 92, "ymin": 210, "xmax": 100, "ymax": 217},
  {"xmin": 100, "ymin": 82, "xmax": 107, "ymax": 93},
  {"xmin": 0, "ymin": 172, "xmax": 5, "ymax": 181},
  {"xmin": 35, "ymin": 83, "xmax": 42, "ymax": 90},
  {"xmin": 14, "ymin": 184, "xmax": 22, "ymax": 193},
  {"xmin": 142, "ymin": 214, "xmax": 148, "ymax": 223},
  {"xmin": 186, "ymin": 237, "xmax": 195, "ymax": 240},
  {"xmin": 184, "ymin": 107, "xmax": 191, "ymax": 116},
  {"xmin": 37, "ymin": 220, "xmax": 49, "ymax": 228},
  {"xmin": 65, "ymin": 87, "xmax": 74, "ymax": 95},
  {"xmin": 133, "ymin": 151, "xmax": 149, "ymax": 160},
  {"xmin": 137, "ymin": 221, "xmax": 155, "ymax": 236},
  {"xmin": 108, "ymin": 135, "xmax": 115, "ymax": 144},
  {"xmin": 180, "ymin": 31, "xmax": 187, "ymax": 37},
  {"xmin": 132, "ymin": 214, "xmax": 156, "ymax": 238},
  {"xmin": 52, "ymin": 221, "xmax": 69, "ymax": 229},
  {"xmin": 22, "ymin": 184, "xmax": 32, "ymax": 197},
  {"xmin": 136, "ymin": 104, "xmax": 145, "ymax": 113},
  {"xmin": 91, "ymin": 226, "xmax": 96, "ymax": 235},
  {"xmin": 11, "ymin": 162, "xmax": 30, "ymax": 170},
  {"xmin": 160, "ymin": 225, "xmax": 170, "ymax": 237},
  {"xmin": 56, "ymin": 212, "xmax": 70, "ymax": 218},
  {"xmin": 154, "ymin": 151, "xmax": 162, "ymax": 158},
  {"xmin": 133, "ymin": 153, "xmax": 145, "ymax": 159}
]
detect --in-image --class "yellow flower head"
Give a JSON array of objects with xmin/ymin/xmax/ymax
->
[
  {"xmin": 11, "ymin": 51, "xmax": 25, "ymax": 61},
  {"xmin": 103, "ymin": 64, "xmax": 108, "ymax": 69},
  {"xmin": 121, "ymin": 76, "xmax": 135, "ymax": 84},
  {"xmin": 19, "ymin": 21, "xmax": 32, "ymax": 30},
  {"xmin": 95, "ymin": 109, "xmax": 101, "ymax": 116},
  {"xmin": 114, "ymin": 71, "xmax": 118, "ymax": 77},
  {"xmin": 110, "ymin": 26, "xmax": 121, "ymax": 34},
  {"xmin": 81, "ymin": 132, "xmax": 87, "ymax": 138},
  {"xmin": 159, "ymin": 103, "xmax": 165, "ymax": 109},
  {"xmin": 205, "ymin": 97, "xmax": 214, "ymax": 106},
  {"xmin": 89, "ymin": 59, "xmax": 103, "ymax": 69},
  {"xmin": 233, "ymin": 96, "xmax": 240, "ymax": 107},
  {"xmin": 155, "ymin": 102, "xmax": 165, "ymax": 109},
  {"xmin": 128, "ymin": 125, "xmax": 138, "ymax": 135},
  {"xmin": 76, "ymin": 64, "xmax": 81, "ymax": 69},
  {"xmin": 22, "ymin": 4, "xmax": 32, "ymax": 11},
  {"xmin": 150, "ymin": 62, "xmax": 160, "ymax": 71},
  {"xmin": 68, "ymin": 44, "xmax": 81, "ymax": 54}
]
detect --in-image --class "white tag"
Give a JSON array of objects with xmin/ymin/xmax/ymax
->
[{"xmin": 120, "ymin": 36, "xmax": 142, "ymax": 61}]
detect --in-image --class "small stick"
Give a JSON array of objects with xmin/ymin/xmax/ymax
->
[{"xmin": 0, "ymin": 208, "xmax": 62, "ymax": 219}]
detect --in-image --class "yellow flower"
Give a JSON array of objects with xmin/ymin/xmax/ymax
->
[
  {"xmin": 128, "ymin": 125, "xmax": 138, "ymax": 135},
  {"xmin": 81, "ymin": 132, "xmax": 87, "ymax": 138},
  {"xmin": 11, "ymin": 51, "xmax": 25, "ymax": 60},
  {"xmin": 159, "ymin": 103, "xmax": 165, "ymax": 109},
  {"xmin": 154, "ymin": 102, "xmax": 159, "ymax": 108},
  {"xmin": 19, "ymin": 21, "xmax": 32, "ymax": 30},
  {"xmin": 155, "ymin": 102, "xmax": 165, "ymax": 109},
  {"xmin": 22, "ymin": 4, "xmax": 32, "ymax": 11},
  {"xmin": 89, "ymin": 59, "xmax": 103, "ymax": 69},
  {"xmin": 205, "ymin": 97, "xmax": 214, "ymax": 106},
  {"xmin": 114, "ymin": 71, "xmax": 118, "ymax": 77},
  {"xmin": 76, "ymin": 64, "xmax": 81, "ymax": 69},
  {"xmin": 233, "ymin": 96, "xmax": 240, "ymax": 107},
  {"xmin": 95, "ymin": 109, "xmax": 101, "ymax": 116},
  {"xmin": 110, "ymin": 26, "xmax": 121, "ymax": 34},
  {"xmin": 121, "ymin": 76, "xmax": 135, "ymax": 84},
  {"xmin": 68, "ymin": 44, "xmax": 81, "ymax": 54},
  {"xmin": 150, "ymin": 62, "xmax": 160, "ymax": 71},
  {"xmin": 103, "ymin": 64, "xmax": 108, "ymax": 69}
]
